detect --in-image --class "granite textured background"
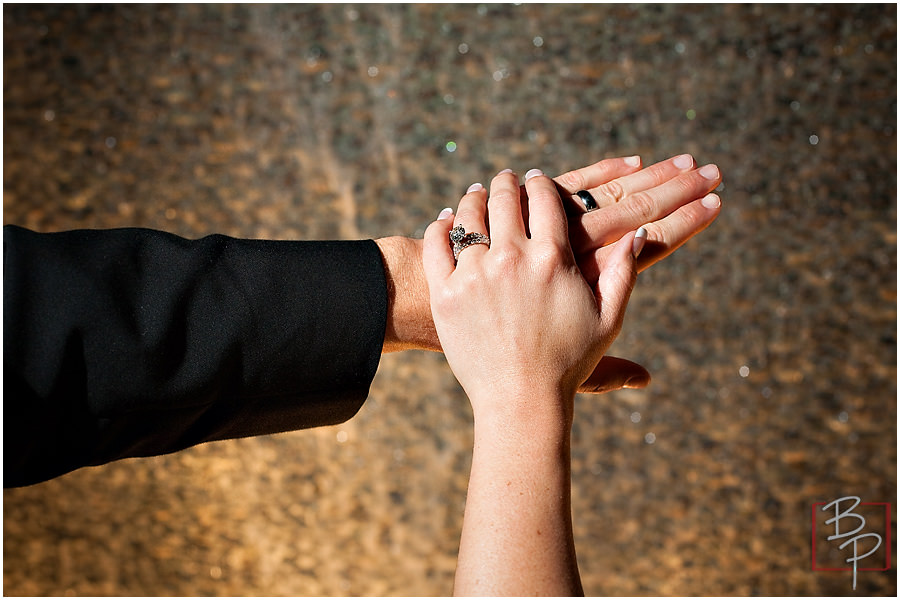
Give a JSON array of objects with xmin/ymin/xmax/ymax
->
[{"xmin": 3, "ymin": 3, "xmax": 896, "ymax": 596}]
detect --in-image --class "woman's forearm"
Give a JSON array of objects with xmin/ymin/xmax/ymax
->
[
  {"xmin": 453, "ymin": 393, "xmax": 583, "ymax": 596},
  {"xmin": 425, "ymin": 169, "xmax": 649, "ymax": 595}
]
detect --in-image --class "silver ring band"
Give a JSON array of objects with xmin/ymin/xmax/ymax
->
[{"xmin": 450, "ymin": 224, "xmax": 491, "ymax": 262}]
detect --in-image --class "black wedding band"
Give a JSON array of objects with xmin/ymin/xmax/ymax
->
[{"xmin": 575, "ymin": 190, "xmax": 599, "ymax": 212}]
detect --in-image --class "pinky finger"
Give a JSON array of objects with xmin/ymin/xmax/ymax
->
[
  {"xmin": 577, "ymin": 193, "xmax": 721, "ymax": 284},
  {"xmin": 422, "ymin": 208, "xmax": 457, "ymax": 286},
  {"xmin": 634, "ymin": 193, "xmax": 721, "ymax": 271}
]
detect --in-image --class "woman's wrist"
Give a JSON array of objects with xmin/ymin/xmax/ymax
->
[
  {"xmin": 458, "ymin": 390, "xmax": 580, "ymax": 597},
  {"xmin": 468, "ymin": 388, "xmax": 577, "ymax": 442}
]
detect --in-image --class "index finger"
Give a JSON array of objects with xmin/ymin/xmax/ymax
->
[
  {"xmin": 552, "ymin": 155, "xmax": 643, "ymax": 199},
  {"xmin": 532, "ymin": 156, "xmax": 641, "ymax": 218}
]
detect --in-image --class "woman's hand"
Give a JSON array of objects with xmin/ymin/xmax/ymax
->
[
  {"xmin": 381, "ymin": 153, "xmax": 720, "ymax": 396},
  {"xmin": 423, "ymin": 168, "xmax": 645, "ymax": 421},
  {"xmin": 425, "ymin": 169, "xmax": 646, "ymax": 596}
]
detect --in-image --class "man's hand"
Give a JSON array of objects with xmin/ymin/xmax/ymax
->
[{"xmin": 376, "ymin": 153, "xmax": 722, "ymax": 392}]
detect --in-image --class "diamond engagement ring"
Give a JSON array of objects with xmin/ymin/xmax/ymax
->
[{"xmin": 450, "ymin": 224, "xmax": 491, "ymax": 262}]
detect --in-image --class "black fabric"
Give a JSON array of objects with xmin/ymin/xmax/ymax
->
[{"xmin": 3, "ymin": 225, "xmax": 387, "ymax": 487}]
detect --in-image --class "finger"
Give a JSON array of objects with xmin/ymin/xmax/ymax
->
[
  {"xmin": 487, "ymin": 169, "xmax": 526, "ymax": 245},
  {"xmin": 582, "ymin": 153, "xmax": 697, "ymax": 210},
  {"xmin": 551, "ymin": 155, "xmax": 643, "ymax": 216},
  {"xmin": 525, "ymin": 156, "xmax": 643, "ymax": 229},
  {"xmin": 571, "ymin": 162, "xmax": 722, "ymax": 254},
  {"xmin": 523, "ymin": 168, "xmax": 568, "ymax": 245},
  {"xmin": 577, "ymin": 356, "xmax": 651, "ymax": 394},
  {"xmin": 451, "ymin": 184, "xmax": 491, "ymax": 264},
  {"xmin": 635, "ymin": 192, "xmax": 721, "ymax": 271},
  {"xmin": 577, "ymin": 193, "xmax": 721, "ymax": 284},
  {"xmin": 595, "ymin": 229, "xmax": 640, "ymax": 338},
  {"xmin": 552, "ymin": 155, "xmax": 643, "ymax": 197},
  {"xmin": 453, "ymin": 182, "xmax": 490, "ymax": 237},
  {"xmin": 487, "ymin": 170, "xmax": 527, "ymax": 241},
  {"xmin": 422, "ymin": 207, "xmax": 457, "ymax": 285}
]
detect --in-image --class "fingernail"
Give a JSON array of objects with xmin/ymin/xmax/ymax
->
[
  {"xmin": 632, "ymin": 226, "xmax": 648, "ymax": 258},
  {"xmin": 624, "ymin": 373, "xmax": 651, "ymax": 388},
  {"xmin": 701, "ymin": 193, "xmax": 721, "ymax": 209},
  {"xmin": 673, "ymin": 154, "xmax": 693, "ymax": 169},
  {"xmin": 497, "ymin": 168, "xmax": 513, "ymax": 175},
  {"xmin": 524, "ymin": 168, "xmax": 544, "ymax": 181},
  {"xmin": 466, "ymin": 182, "xmax": 484, "ymax": 194},
  {"xmin": 624, "ymin": 155, "xmax": 641, "ymax": 167},
  {"xmin": 699, "ymin": 164, "xmax": 720, "ymax": 180},
  {"xmin": 438, "ymin": 207, "xmax": 454, "ymax": 220}
]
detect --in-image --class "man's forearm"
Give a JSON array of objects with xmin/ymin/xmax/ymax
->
[{"xmin": 5, "ymin": 227, "xmax": 386, "ymax": 486}]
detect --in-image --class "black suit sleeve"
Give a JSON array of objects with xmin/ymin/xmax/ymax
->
[{"xmin": 3, "ymin": 225, "xmax": 388, "ymax": 487}]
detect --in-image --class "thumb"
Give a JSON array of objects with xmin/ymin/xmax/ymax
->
[
  {"xmin": 595, "ymin": 226, "xmax": 647, "ymax": 335},
  {"xmin": 577, "ymin": 355, "xmax": 651, "ymax": 394}
]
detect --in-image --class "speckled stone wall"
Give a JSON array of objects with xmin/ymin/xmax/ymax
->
[{"xmin": 3, "ymin": 4, "xmax": 896, "ymax": 596}]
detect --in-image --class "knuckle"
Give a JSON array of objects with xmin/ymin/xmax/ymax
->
[
  {"xmin": 453, "ymin": 210, "xmax": 479, "ymax": 229},
  {"xmin": 644, "ymin": 163, "xmax": 669, "ymax": 188},
  {"xmin": 596, "ymin": 179, "xmax": 625, "ymax": 204},
  {"xmin": 539, "ymin": 239, "xmax": 569, "ymax": 262},
  {"xmin": 531, "ymin": 185, "xmax": 561, "ymax": 204},
  {"xmin": 668, "ymin": 171, "xmax": 701, "ymax": 200},
  {"xmin": 429, "ymin": 285, "xmax": 453, "ymax": 314},
  {"xmin": 435, "ymin": 275, "xmax": 475, "ymax": 313},
  {"xmin": 452, "ymin": 269, "xmax": 490, "ymax": 305},
  {"xmin": 526, "ymin": 191, "xmax": 559, "ymax": 214},
  {"xmin": 489, "ymin": 188, "xmax": 519, "ymax": 206},
  {"xmin": 625, "ymin": 191, "xmax": 656, "ymax": 223},
  {"xmin": 432, "ymin": 285, "xmax": 457, "ymax": 315},
  {"xmin": 531, "ymin": 242, "xmax": 570, "ymax": 279},
  {"xmin": 488, "ymin": 246, "xmax": 525, "ymax": 273},
  {"xmin": 681, "ymin": 171, "xmax": 706, "ymax": 194},
  {"xmin": 555, "ymin": 170, "xmax": 585, "ymax": 193}
]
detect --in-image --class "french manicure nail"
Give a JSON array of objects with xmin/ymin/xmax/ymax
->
[
  {"xmin": 624, "ymin": 155, "xmax": 641, "ymax": 167},
  {"xmin": 438, "ymin": 207, "xmax": 454, "ymax": 220},
  {"xmin": 699, "ymin": 164, "xmax": 720, "ymax": 180},
  {"xmin": 673, "ymin": 154, "xmax": 693, "ymax": 169},
  {"xmin": 524, "ymin": 168, "xmax": 544, "ymax": 181},
  {"xmin": 467, "ymin": 182, "xmax": 484, "ymax": 194},
  {"xmin": 701, "ymin": 193, "xmax": 721, "ymax": 209},
  {"xmin": 497, "ymin": 168, "xmax": 513, "ymax": 176},
  {"xmin": 632, "ymin": 226, "xmax": 648, "ymax": 258}
]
